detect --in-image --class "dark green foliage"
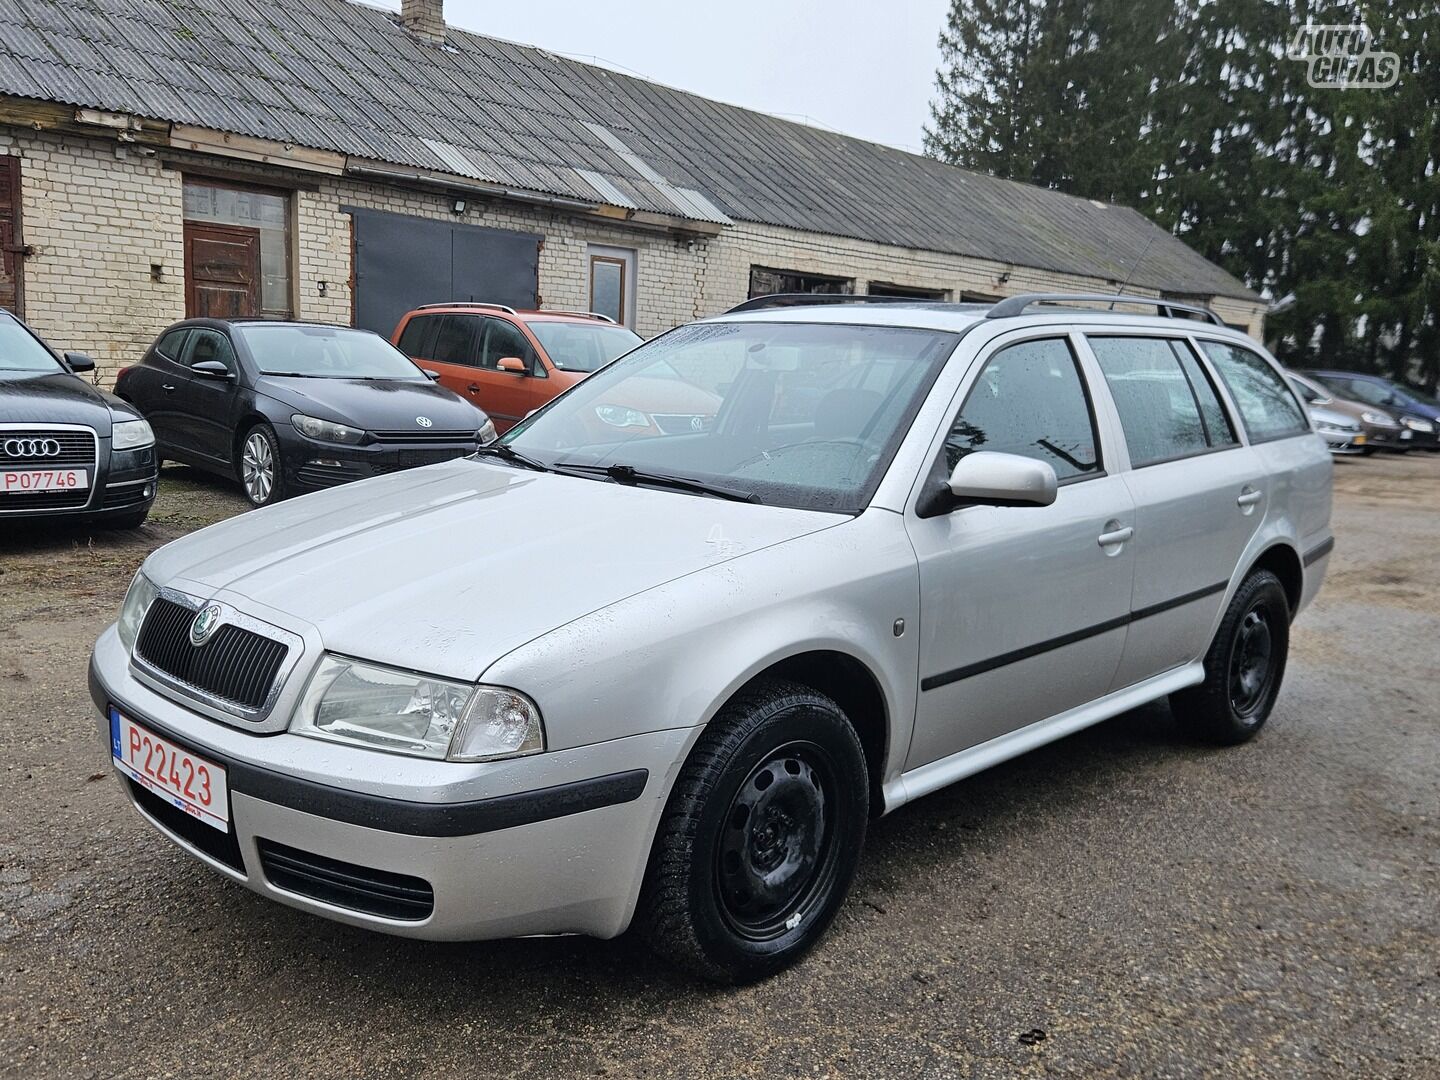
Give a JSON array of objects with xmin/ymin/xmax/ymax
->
[{"xmin": 925, "ymin": 1, "xmax": 1440, "ymax": 391}]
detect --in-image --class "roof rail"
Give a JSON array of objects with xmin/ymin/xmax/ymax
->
[
  {"xmin": 725, "ymin": 293, "xmax": 926, "ymax": 314},
  {"xmin": 540, "ymin": 309, "xmax": 616, "ymax": 324},
  {"xmin": 415, "ymin": 302, "xmax": 519, "ymax": 315},
  {"xmin": 986, "ymin": 293, "xmax": 1224, "ymax": 326}
]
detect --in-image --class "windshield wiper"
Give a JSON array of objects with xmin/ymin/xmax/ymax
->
[
  {"xmin": 474, "ymin": 443, "xmax": 552, "ymax": 473},
  {"xmin": 558, "ymin": 463, "xmax": 761, "ymax": 503}
]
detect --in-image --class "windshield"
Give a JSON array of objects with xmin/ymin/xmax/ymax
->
[
  {"xmin": 240, "ymin": 324, "xmax": 426, "ymax": 380},
  {"xmin": 0, "ymin": 314, "xmax": 62, "ymax": 373},
  {"xmin": 500, "ymin": 320, "xmax": 957, "ymax": 512},
  {"xmin": 526, "ymin": 321, "xmax": 642, "ymax": 373}
]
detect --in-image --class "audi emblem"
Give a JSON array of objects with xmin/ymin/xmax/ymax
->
[{"xmin": 3, "ymin": 437, "xmax": 63, "ymax": 458}]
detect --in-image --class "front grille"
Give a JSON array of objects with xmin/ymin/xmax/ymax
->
[
  {"xmin": 0, "ymin": 428, "xmax": 96, "ymax": 468},
  {"xmin": 651, "ymin": 413, "xmax": 712, "ymax": 435},
  {"xmin": 370, "ymin": 430, "xmax": 477, "ymax": 444},
  {"xmin": 136, "ymin": 598, "xmax": 289, "ymax": 712},
  {"xmin": 126, "ymin": 777, "xmax": 245, "ymax": 872},
  {"xmin": 257, "ymin": 839, "xmax": 434, "ymax": 921}
]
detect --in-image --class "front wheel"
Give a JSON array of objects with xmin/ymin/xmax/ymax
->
[
  {"xmin": 239, "ymin": 423, "xmax": 286, "ymax": 508},
  {"xmin": 639, "ymin": 679, "xmax": 869, "ymax": 983},
  {"xmin": 1170, "ymin": 569, "xmax": 1290, "ymax": 745}
]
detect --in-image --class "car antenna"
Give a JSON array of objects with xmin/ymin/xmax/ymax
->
[{"xmin": 1109, "ymin": 231, "xmax": 1159, "ymax": 309}]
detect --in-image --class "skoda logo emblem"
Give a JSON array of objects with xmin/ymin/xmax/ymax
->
[
  {"xmin": 415, "ymin": 416, "xmax": 433, "ymax": 428},
  {"xmin": 189, "ymin": 603, "xmax": 224, "ymax": 646},
  {"xmin": 3, "ymin": 437, "xmax": 62, "ymax": 458}
]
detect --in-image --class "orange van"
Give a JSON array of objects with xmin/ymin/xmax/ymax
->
[{"xmin": 392, "ymin": 304, "xmax": 642, "ymax": 433}]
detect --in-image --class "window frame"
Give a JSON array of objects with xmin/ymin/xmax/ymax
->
[
  {"xmin": 939, "ymin": 331, "xmax": 1107, "ymax": 489},
  {"xmin": 1189, "ymin": 335, "xmax": 1310, "ymax": 445},
  {"xmin": 588, "ymin": 244, "xmax": 637, "ymax": 329},
  {"xmin": 1084, "ymin": 334, "xmax": 1241, "ymax": 470}
]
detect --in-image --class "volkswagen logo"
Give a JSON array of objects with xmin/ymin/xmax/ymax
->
[
  {"xmin": 2, "ymin": 437, "xmax": 62, "ymax": 458},
  {"xmin": 415, "ymin": 416, "xmax": 433, "ymax": 428},
  {"xmin": 188, "ymin": 603, "xmax": 224, "ymax": 647}
]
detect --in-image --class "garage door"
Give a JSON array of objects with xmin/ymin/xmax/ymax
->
[{"xmin": 347, "ymin": 207, "xmax": 540, "ymax": 337}]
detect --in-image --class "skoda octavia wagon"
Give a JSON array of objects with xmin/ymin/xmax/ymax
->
[{"xmin": 90, "ymin": 293, "xmax": 1333, "ymax": 983}]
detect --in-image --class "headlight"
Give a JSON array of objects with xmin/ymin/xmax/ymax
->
[
  {"xmin": 477, "ymin": 418, "xmax": 497, "ymax": 444},
  {"xmin": 1401, "ymin": 416, "xmax": 1435, "ymax": 433},
  {"xmin": 292, "ymin": 655, "xmax": 544, "ymax": 762},
  {"xmin": 595, "ymin": 404, "xmax": 650, "ymax": 428},
  {"xmin": 116, "ymin": 572, "xmax": 158, "ymax": 653},
  {"xmin": 111, "ymin": 418, "xmax": 155, "ymax": 451},
  {"xmin": 291, "ymin": 413, "xmax": 365, "ymax": 444},
  {"xmin": 1360, "ymin": 411, "xmax": 1396, "ymax": 426},
  {"xmin": 1313, "ymin": 421, "xmax": 1354, "ymax": 435}
]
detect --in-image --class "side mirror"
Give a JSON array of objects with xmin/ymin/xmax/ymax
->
[
  {"xmin": 64, "ymin": 351, "xmax": 95, "ymax": 373},
  {"xmin": 422, "ymin": 369, "xmax": 442, "ymax": 381},
  {"xmin": 191, "ymin": 360, "xmax": 233, "ymax": 380},
  {"xmin": 947, "ymin": 451, "xmax": 1057, "ymax": 508},
  {"xmin": 497, "ymin": 356, "xmax": 528, "ymax": 375}
]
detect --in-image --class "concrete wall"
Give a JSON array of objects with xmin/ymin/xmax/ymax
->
[{"xmin": 2, "ymin": 129, "xmax": 1267, "ymax": 385}]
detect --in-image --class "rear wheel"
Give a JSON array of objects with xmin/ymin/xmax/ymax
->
[
  {"xmin": 1170, "ymin": 569, "xmax": 1290, "ymax": 745},
  {"xmin": 640, "ymin": 679, "xmax": 868, "ymax": 983},
  {"xmin": 239, "ymin": 424, "xmax": 285, "ymax": 508}
]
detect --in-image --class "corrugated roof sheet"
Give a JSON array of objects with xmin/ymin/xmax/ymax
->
[{"xmin": 0, "ymin": 0, "xmax": 1257, "ymax": 300}]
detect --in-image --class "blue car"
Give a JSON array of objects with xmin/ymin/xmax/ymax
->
[{"xmin": 1302, "ymin": 370, "xmax": 1440, "ymax": 451}]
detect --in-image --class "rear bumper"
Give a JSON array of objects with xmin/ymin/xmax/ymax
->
[{"xmin": 88, "ymin": 628, "xmax": 686, "ymax": 941}]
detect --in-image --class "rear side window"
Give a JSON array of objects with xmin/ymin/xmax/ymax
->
[
  {"xmin": 1088, "ymin": 337, "xmax": 1237, "ymax": 467},
  {"xmin": 1199, "ymin": 341, "xmax": 1309, "ymax": 441},
  {"xmin": 396, "ymin": 314, "xmax": 438, "ymax": 359},
  {"xmin": 430, "ymin": 315, "xmax": 480, "ymax": 367},
  {"xmin": 945, "ymin": 337, "xmax": 1101, "ymax": 481},
  {"xmin": 155, "ymin": 328, "xmax": 190, "ymax": 362}
]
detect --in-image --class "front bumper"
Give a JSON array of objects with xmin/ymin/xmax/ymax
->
[
  {"xmin": 89, "ymin": 627, "xmax": 687, "ymax": 941},
  {"xmin": 1317, "ymin": 429, "xmax": 1365, "ymax": 455},
  {"xmin": 279, "ymin": 431, "xmax": 479, "ymax": 493}
]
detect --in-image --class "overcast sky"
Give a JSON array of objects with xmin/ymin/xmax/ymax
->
[{"xmin": 376, "ymin": 0, "xmax": 950, "ymax": 153}]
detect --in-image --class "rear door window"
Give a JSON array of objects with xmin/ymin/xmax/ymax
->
[
  {"xmin": 1088, "ymin": 337, "xmax": 1237, "ymax": 466},
  {"xmin": 946, "ymin": 337, "xmax": 1101, "ymax": 481},
  {"xmin": 1198, "ymin": 341, "xmax": 1309, "ymax": 441},
  {"xmin": 155, "ymin": 328, "xmax": 191, "ymax": 363},
  {"xmin": 430, "ymin": 315, "xmax": 481, "ymax": 367}
]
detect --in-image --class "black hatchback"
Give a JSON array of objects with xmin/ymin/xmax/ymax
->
[
  {"xmin": 116, "ymin": 320, "xmax": 494, "ymax": 507},
  {"xmin": 0, "ymin": 308, "xmax": 158, "ymax": 528}
]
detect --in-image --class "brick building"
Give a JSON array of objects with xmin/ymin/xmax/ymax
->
[{"xmin": 0, "ymin": 0, "xmax": 1265, "ymax": 382}]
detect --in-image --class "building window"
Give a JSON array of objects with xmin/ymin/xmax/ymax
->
[
  {"xmin": 959, "ymin": 290, "xmax": 1003, "ymax": 303},
  {"xmin": 182, "ymin": 178, "xmax": 292, "ymax": 319},
  {"xmin": 868, "ymin": 282, "xmax": 948, "ymax": 300},
  {"xmin": 748, "ymin": 266, "xmax": 854, "ymax": 299},
  {"xmin": 588, "ymin": 245, "xmax": 636, "ymax": 327}
]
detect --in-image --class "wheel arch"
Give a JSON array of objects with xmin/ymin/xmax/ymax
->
[
  {"xmin": 1245, "ymin": 541, "xmax": 1303, "ymax": 618},
  {"xmin": 232, "ymin": 414, "xmax": 276, "ymax": 470}
]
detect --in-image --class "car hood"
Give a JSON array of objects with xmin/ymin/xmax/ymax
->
[
  {"xmin": 146, "ymin": 458, "xmax": 845, "ymax": 680},
  {"xmin": 0, "ymin": 370, "xmax": 136, "ymax": 429},
  {"xmin": 255, "ymin": 376, "xmax": 488, "ymax": 432}
]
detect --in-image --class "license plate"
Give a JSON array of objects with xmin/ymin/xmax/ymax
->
[
  {"xmin": 1354, "ymin": 434, "xmax": 1366, "ymax": 445},
  {"xmin": 110, "ymin": 709, "xmax": 229, "ymax": 831},
  {"xmin": 1, "ymin": 468, "xmax": 88, "ymax": 493}
]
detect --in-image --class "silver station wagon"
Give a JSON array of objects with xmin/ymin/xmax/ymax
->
[{"xmin": 90, "ymin": 293, "xmax": 1334, "ymax": 982}]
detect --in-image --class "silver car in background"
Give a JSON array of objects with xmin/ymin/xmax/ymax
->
[{"xmin": 90, "ymin": 293, "xmax": 1333, "ymax": 983}]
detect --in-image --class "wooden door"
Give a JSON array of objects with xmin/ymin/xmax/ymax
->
[
  {"xmin": 0, "ymin": 156, "xmax": 22, "ymax": 315},
  {"xmin": 185, "ymin": 221, "xmax": 260, "ymax": 318}
]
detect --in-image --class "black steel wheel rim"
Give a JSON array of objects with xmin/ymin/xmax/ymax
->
[
  {"xmin": 1228, "ymin": 605, "xmax": 1275, "ymax": 718},
  {"xmin": 714, "ymin": 740, "xmax": 840, "ymax": 942}
]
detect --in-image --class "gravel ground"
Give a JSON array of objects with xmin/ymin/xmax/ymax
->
[{"xmin": 1, "ymin": 454, "xmax": 1437, "ymax": 1079}]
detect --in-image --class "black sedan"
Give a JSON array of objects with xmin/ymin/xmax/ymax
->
[
  {"xmin": 116, "ymin": 319, "xmax": 494, "ymax": 507},
  {"xmin": 1, "ymin": 308, "xmax": 157, "ymax": 528}
]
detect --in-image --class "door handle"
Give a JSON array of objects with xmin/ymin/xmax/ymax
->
[
  {"xmin": 1237, "ymin": 487, "xmax": 1263, "ymax": 507},
  {"xmin": 467, "ymin": 383, "xmax": 481, "ymax": 394},
  {"xmin": 1097, "ymin": 525, "xmax": 1134, "ymax": 546},
  {"xmin": 161, "ymin": 383, "xmax": 176, "ymax": 393}
]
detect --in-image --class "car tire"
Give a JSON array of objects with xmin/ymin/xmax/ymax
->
[
  {"xmin": 239, "ymin": 423, "xmax": 286, "ymax": 508},
  {"xmin": 1170, "ymin": 569, "xmax": 1290, "ymax": 745},
  {"xmin": 639, "ymin": 679, "xmax": 869, "ymax": 983}
]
